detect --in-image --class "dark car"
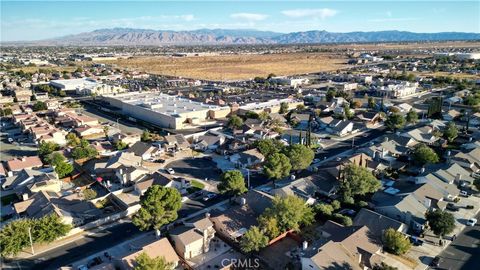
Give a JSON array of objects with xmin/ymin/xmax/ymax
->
[
  {"xmin": 430, "ymin": 256, "xmax": 441, "ymax": 267},
  {"xmin": 446, "ymin": 203, "xmax": 460, "ymax": 212},
  {"xmin": 409, "ymin": 236, "xmax": 424, "ymax": 246}
]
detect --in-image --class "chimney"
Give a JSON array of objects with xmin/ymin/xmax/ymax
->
[
  {"xmin": 455, "ymin": 173, "xmax": 461, "ymax": 182},
  {"xmin": 21, "ymin": 156, "xmax": 27, "ymax": 162},
  {"xmin": 302, "ymin": 241, "xmax": 308, "ymax": 250}
]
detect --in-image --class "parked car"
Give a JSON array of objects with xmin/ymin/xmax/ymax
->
[
  {"xmin": 166, "ymin": 168, "xmax": 175, "ymax": 175},
  {"xmin": 466, "ymin": 218, "xmax": 477, "ymax": 226},
  {"xmin": 460, "ymin": 190, "xmax": 470, "ymax": 197},
  {"xmin": 409, "ymin": 236, "xmax": 424, "ymax": 246},
  {"xmin": 202, "ymin": 193, "xmax": 218, "ymax": 201},
  {"xmin": 430, "ymin": 256, "xmax": 441, "ymax": 267},
  {"xmin": 446, "ymin": 203, "xmax": 460, "ymax": 212}
]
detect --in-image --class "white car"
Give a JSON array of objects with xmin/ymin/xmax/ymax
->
[
  {"xmin": 166, "ymin": 168, "xmax": 175, "ymax": 175},
  {"xmin": 466, "ymin": 218, "xmax": 477, "ymax": 226}
]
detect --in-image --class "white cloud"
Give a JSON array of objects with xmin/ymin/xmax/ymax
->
[
  {"xmin": 230, "ymin": 13, "xmax": 268, "ymax": 21},
  {"xmin": 281, "ymin": 8, "xmax": 338, "ymax": 20}
]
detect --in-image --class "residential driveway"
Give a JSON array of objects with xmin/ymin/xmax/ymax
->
[{"xmin": 165, "ymin": 157, "xmax": 222, "ymax": 181}]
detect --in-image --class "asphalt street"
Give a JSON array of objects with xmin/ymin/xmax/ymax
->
[{"xmin": 434, "ymin": 212, "xmax": 480, "ymax": 270}]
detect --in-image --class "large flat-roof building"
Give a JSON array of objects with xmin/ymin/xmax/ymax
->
[
  {"xmin": 50, "ymin": 78, "xmax": 98, "ymax": 92},
  {"xmin": 103, "ymin": 92, "xmax": 230, "ymax": 129}
]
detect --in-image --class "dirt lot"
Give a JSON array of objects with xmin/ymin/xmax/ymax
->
[{"xmin": 101, "ymin": 53, "xmax": 347, "ymax": 80}]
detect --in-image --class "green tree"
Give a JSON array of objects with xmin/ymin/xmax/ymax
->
[
  {"xmin": 82, "ymin": 188, "xmax": 97, "ymax": 200},
  {"xmin": 0, "ymin": 218, "xmax": 32, "ymax": 256},
  {"xmin": 227, "ymin": 115, "xmax": 244, "ymax": 129},
  {"xmin": 373, "ymin": 262, "xmax": 399, "ymax": 270},
  {"xmin": 385, "ymin": 113, "xmax": 406, "ymax": 131},
  {"xmin": 55, "ymin": 160, "xmax": 74, "ymax": 178},
  {"xmin": 66, "ymin": 133, "xmax": 81, "ymax": 147},
  {"xmin": 284, "ymin": 144, "xmax": 314, "ymax": 171},
  {"xmin": 258, "ymin": 111, "xmax": 269, "ymax": 121},
  {"xmin": 32, "ymin": 101, "xmax": 47, "ymax": 111},
  {"xmin": 279, "ymin": 102, "xmax": 289, "ymax": 114},
  {"xmin": 72, "ymin": 145, "xmax": 98, "ymax": 160},
  {"xmin": 425, "ymin": 210, "xmax": 456, "ymax": 237},
  {"xmin": 340, "ymin": 164, "xmax": 381, "ymax": 201},
  {"xmin": 258, "ymin": 215, "xmax": 280, "ymax": 239},
  {"xmin": 47, "ymin": 152, "xmax": 65, "ymax": 166},
  {"xmin": 314, "ymin": 203, "xmax": 334, "ymax": 219},
  {"xmin": 115, "ymin": 140, "xmax": 129, "ymax": 150},
  {"xmin": 103, "ymin": 125, "xmax": 110, "ymax": 138},
  {"xmin": 263, "ymin": 195, "xmax": 314, "ymax": 233},
  {"xmin": 368, "ymin": 97, "xmax": 376, "ymax": 109},
  {"xmin": 443, "ymin": 122, "xmax": 458, "ymax": 143},
  {"xmin": 412, "ymin": 144, "xmax": 439, "ymax": 165},
  {"xmin": 296, "ymin": 104, "xmax": 306, "ymax": 111},
  {"xmin": 344, "ymin": 106, "xmax": 354, "ymax": 119},
  {"xmin": 240, "ymin": 226, "xmax": 268, "ymax": 253},
  {"xmin": 38, "ymin": 141, "xmax": 60, "ymax": 163},
  {"xmin": 218, "ymin": 170, "xmax": 248, "ymax": 197},
  {"xmin": 132, "ymin": 186, "xmax": 182, "ymax": 231},
  {"xmin": 406, "ymin": 110, "xmax": 419, "ymax": 124},
  {"xmin": 141, "ymin": 130, "xmax": 152, "ymax": 142},
  {"xmin": 32, "ymin": 215, "xmax": 71, "ymax": 244},
  {"xmin": 134, "ymin": 252, "xmax": 173, "ymax": 270},
  {"xmin": 332, "ymin": 213, "xmax": 353, "ymax": 226},
  {"xmin": 255, "ymin": 139, "xmax": 284, "ymax": 156},
  {"xmin": 264, "ymin": 153, "xmax": 292, "ymax": 180},
  {"xmin": 382, "ymin": 228, "xmax": 412, "ymax": 255},
  {"xmin": 331, "ymin": 200, "xmax": 341, "ymax": 210}
]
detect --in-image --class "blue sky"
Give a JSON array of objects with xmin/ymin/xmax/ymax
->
[{"xmin": 1, "ymin": 1, "xmax": 479, "ymax": 41}]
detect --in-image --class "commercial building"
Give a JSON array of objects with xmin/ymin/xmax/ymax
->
[
  {"xmin": 49, "ymin": 78, "xmax": 98, "ymax": 92},
  {"xmin": 377, "ymin": 82, "xmax": 418, "ymax": 98},
  {"xmin": 103, "ymin": 92, "xmax": 230, "ymax": 130},
  {"xmin": 235, "ymin": 98, "xmax": 303, "ymax": 115}
]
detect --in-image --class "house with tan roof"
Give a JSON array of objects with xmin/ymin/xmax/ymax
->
[
  {"xmin": 120, "ymin": 237, "xmax": 179, "ymax": 269},
  {"xmin": 301, "ymin": 221, "xmax": 384, "ymax": 270},
  {"xmin": 6, "ymin": 156, "xmax": 43, "ymax": 172}
]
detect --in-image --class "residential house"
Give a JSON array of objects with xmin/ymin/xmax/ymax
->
[
  {"xmin": 127, "ymin": 141, "xmax": 160, "ymax": 160},
  {"xmin": 318, "ymin": 116, "xmax": 334, "ymax": 128},
  {"xmin": 74, "ymin": 125, "xmax": 104, "ymax": 138},
  {"xmin": 301, "ymin": 221, "xmax": 384, "ymax": 270},
  {"xmin": 111, "ymin": 132, "xmax": 141, "ymax": 147},
  {"xmin": 120, "ymin": 238, "xmax": 180, "ymax": 270},
  {"xmin": 170, "ymin": 215, "xmax": 215, "ymax": 260},
  {"xmin": 353, "ymin": 208, "xmax": 408, "ymax": 242},
  {"xmin": 290, "ymin": 113, "xmax": 311, "ymax": 130},
  {"xmin": 356, "ymin": 111, "xmax": 382, "ymax": 128},
  {"xmin": 13, "ymin": 190, "xmax": 101, "ymax": 226},
  {"xmin": 192, "ymin": 134, "xmax": 226, "ymax": 152},
  {"xmin": 164, "ymin": 134, "xmax": 190, "ymax": 152},
  {"xmin": 271, "ymin": 177, "xmax": 318, "ymax": 205},
  {"xmin": 2, "ymin": 168, "xmax": 59, "ymax": 197},
  {"xmin": 6, "ymin": 156, "xmax": 43, "ymax": 173},
  {"xmin": 373, "ymin": 180, "xmax": 446, "ymax": 231},
  {"xmin": 229, "ymin": 149, "xmax": 265, "ymax": 169},
  {"xmin": 326, "ymin": 119, "xmax": 354, "ymax": 137},
  {"xmin": 443, "ymin": 109, "xmax": 461, "ymax": 121},
  {"xmin": 210, "ymin": 190, "xmax": 273, "ymax": 241}
]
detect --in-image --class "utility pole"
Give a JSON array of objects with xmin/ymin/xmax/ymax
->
[{"xmin": 28, "ymin": 227, "xmax": 34, "ymax": 255}]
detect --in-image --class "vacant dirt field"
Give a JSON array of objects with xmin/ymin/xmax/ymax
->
[{"xmin": 102, "ymin": 53, "xmax": 347, "ymax": 80}]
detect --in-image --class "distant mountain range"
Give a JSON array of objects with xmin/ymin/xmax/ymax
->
[{"xmin": 8, "ymin": 28, "xmax": 480, "ymax": 46}]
